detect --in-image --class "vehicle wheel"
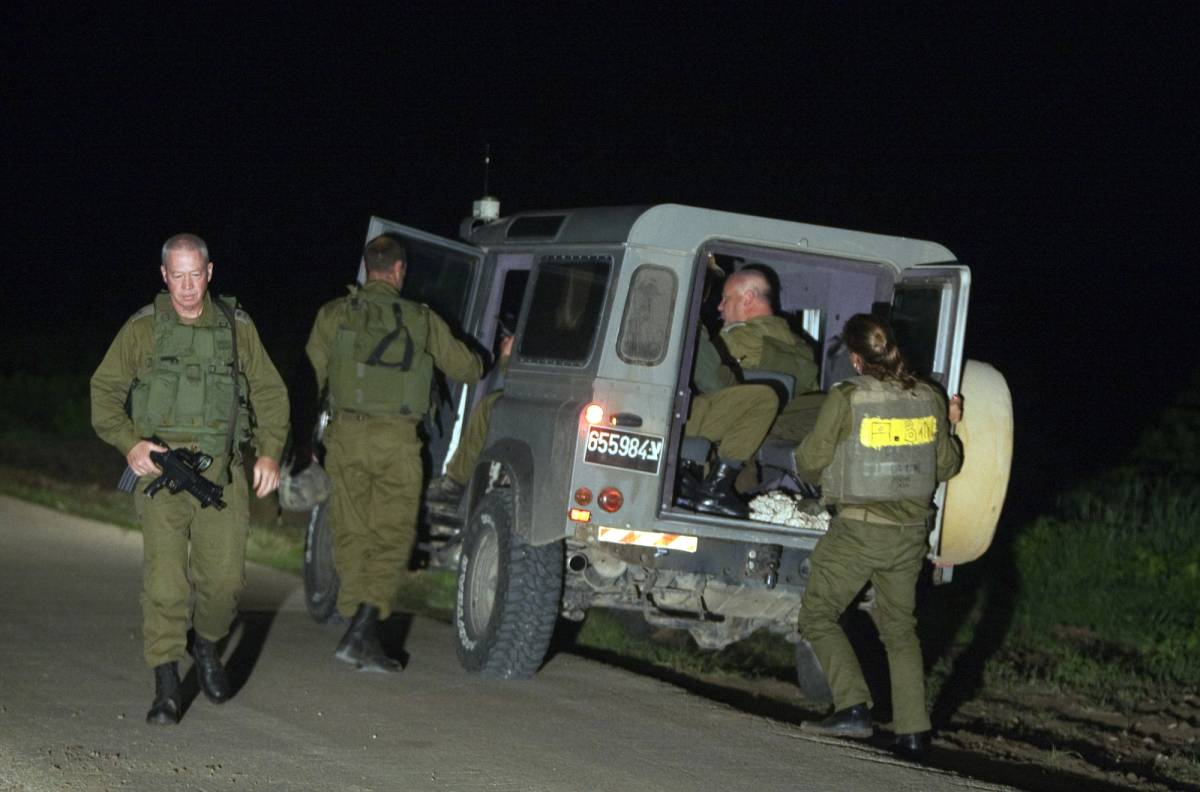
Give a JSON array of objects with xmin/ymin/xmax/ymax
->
[
  {"xmin": 455, "ymin": 488, "xmax": 563, "ymax": 678},
  {"xmin": 795, "ymin": 638, "xmax": 833, "ymax": 704},
  {"xmin": 303, "ymin": 501, "xmax": 340, "ymax": 624}
]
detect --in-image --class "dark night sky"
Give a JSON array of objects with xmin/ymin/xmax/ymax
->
[{"xmin": 3, "ymin": 5, "xmax": 1196, "ymax": 501}]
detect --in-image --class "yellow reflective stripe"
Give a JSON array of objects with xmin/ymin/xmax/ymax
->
[{"xmin": 858, "ymin": 415, "xmax": 937, "ymax": 449}]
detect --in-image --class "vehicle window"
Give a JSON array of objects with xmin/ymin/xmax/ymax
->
[
  {"xmin": 890, "ymin": 285, "xmax": 942, "ymax": 377},
  {"xmin": 392, "ymin": 236, "xmax": 477, "ymax": 325},
  {"xmin": 617, "ymin": 264, "xmax": 676, "ymax": 366},
  {"xmin": 520, "ymin": 257, "xmax": 611, "ymax": 364}
]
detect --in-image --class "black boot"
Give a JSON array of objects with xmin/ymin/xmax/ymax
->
[
  {"xmin": 694, "ymin": 459, "xmax": 749, "ymax": 518},
  {"xmin": 892, "ymin": 732, "xmax": 929, "ymax": 762},
  {"xmin": 800, "ymin": 703, "xmax": 872, "ymax": 738},
  {"xmin": 145, "ymin": 662, "xmax": 181, "ymax": 725},
  {"xmin": 673, "ymin": 460, "xmax": 705, "ymax": 510},
  {"xmin": 192, "ymin": 637, "xmax": 232, "ymax": 704},
  {"xmin": 335, "ymin": 604, "xmax": 401, "ymax": 673}
]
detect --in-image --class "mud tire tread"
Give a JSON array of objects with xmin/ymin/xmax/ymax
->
[{"xmin": 456, "ymin": 488, "xmax": 562, "ymax": 679}]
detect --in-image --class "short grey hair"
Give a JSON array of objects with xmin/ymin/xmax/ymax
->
[{"xmin": 161, "ymin": 233, "xmax": 210, "ymax": 265}]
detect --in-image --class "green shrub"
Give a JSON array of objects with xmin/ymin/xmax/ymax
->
[
  {"xmin": 0, "ymin": 372, "xmax": 93, "ymax": 437},
  {"xmin": 1012, "ymin": 474, "xmax": 1200, "ymax": 686}
]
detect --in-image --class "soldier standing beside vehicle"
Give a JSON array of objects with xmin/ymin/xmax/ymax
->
[
  {"xmin": 305, "ymin": 234, "xmax": 482, "ymax": 672},
  {"xmin": 795, "ymin": 313, "xmax": 962, "ymax": 761},
  {"xmin": 90, "ymin": 233, "xmax": 290, "ymax": 725}
]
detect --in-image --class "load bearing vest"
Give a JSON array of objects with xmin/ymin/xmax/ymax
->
[
  {"xmin": 129, "ymin": 294, "xmax": 251, "ymax": 460},
  {"xmin": 327, "ymin": 286, "xmax": 433, "ymax": 416},
  {"xmin": 821, "ymin": 376, "xmax": 939, "ymax": 504}
]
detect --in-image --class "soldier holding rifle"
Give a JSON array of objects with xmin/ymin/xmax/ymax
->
[{"xmin": 90, "ymin": 233, "xmax": 289, "ymax": 725}]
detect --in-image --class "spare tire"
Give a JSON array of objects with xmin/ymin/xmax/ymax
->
[{"xmin": 939, "ymin": 360, "xmax": 1014, "ymax": 565}]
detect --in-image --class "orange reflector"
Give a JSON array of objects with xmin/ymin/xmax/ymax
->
[
  {"xmin": 574, "ymin": 487, "xmax": 593, "ymax": 506},
  {"xmin": 597, "ymin": 487, "xmax": 623, "ymax": 513},
  {"xmin": 583, "ymin": 403, "xmax": 605, "ymax": 425},
  {"xmin": 569, "ymin": 508, "xmax": 592, "ymax": 522}
]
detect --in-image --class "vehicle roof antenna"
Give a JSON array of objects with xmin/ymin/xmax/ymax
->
[{"xmin": 472, "ymin": 143, "xmax": 500, "ymax": 223}]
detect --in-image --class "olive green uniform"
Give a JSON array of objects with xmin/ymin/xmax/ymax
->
[
  {"xmin": 90, "ymin": 293, "xmax": 289, "ymax": 668},
  {"xmin": 720, "ymin": 314, "xmax": 819, "ymax": 394},
  {"xmin": 445, "ymin": 389, "xmax": 502, "ymax": 486},
  {"xmin": 794, "ymin": 378, "xmax": 962, "ymax": 734},
  {"xmin": 679, "ymin": 326, "xmax": 775, "ymax": 462},
  {"xmin": 306, "ymin": 280, "xmax": 481, "ymax": 619},
  {"xmin": 721, "ymin": 314, "xmax": 823, "ymax": 443}
]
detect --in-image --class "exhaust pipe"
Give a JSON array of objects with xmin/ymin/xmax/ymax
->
[{"xmin": 567, "ymin": 553, "xmax": 589, "ymax": 573}]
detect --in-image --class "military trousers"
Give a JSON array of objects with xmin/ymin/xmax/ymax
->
[
  {"xmin": 136, "ymin": 461, "xmax": 249, "ymax": 668},
  {"xmin": 685, "ymin": 384, "xmax": 778, "ymax": 463},
  {"xmin": 445, "ymin": 390, "xmax": 502, "ymax": 486},
  {"xmin": 325, "ymin": 413, "xmax": 423, "ymax": 620},
  {"xmin": 797, "ymin": 515, "xmax": 932, "ymax": 734}
]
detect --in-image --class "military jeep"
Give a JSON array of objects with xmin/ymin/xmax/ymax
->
[{"xmin": 301, "ymin": 204, "xmax": 1013, "ymax": 687}]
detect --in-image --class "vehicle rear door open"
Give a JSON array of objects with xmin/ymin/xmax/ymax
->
[{"xmin": 889, "ymin": 265, "xmax": 971, "ymax": 571}]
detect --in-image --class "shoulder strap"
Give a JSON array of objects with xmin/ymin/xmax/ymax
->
[
  {"xmin": 365, "ymin": 302, "xmax": 413, "ymax": 370},
  {"xmin": 213, "ymin": 299, "xmax": 241, "ymax": 469}
]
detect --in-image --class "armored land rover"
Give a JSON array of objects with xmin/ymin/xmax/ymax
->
[{"xmin": 301, "ymin": 204, "xmax": 1013, "ymax": 688}]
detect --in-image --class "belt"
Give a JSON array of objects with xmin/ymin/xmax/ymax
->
[
  {"xmin": 333, "ymin": 410, "xmax": 420, "ymax": 423},
  {"xmin": 834, "ymin": 506, "xmax": 923, "ymax": 527}
]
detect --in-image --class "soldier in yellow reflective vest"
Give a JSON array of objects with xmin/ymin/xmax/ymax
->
[
  {"xmin": 795, "ymin": 313, "xmax": 962, "ymax": 761},
  {"xmin": 306, "ymin": 235, "xmax": 482, "ymax": 672},
  {"xmin": 91, "ymin": 233, "xmax": 290, "ymax": 725}
]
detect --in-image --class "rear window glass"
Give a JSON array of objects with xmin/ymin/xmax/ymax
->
[
  {"xmin": 507, "ymin": 215, "xmax": 565, "ymax": 239},
  {"xmin": 890, "ymin": 285, "xmax": 942, "ymax": 377},
  {"xmin": 390, "ymin": 236, "xmax": 476, "ymax": 325},
  {"xmin": 617, "ymin": 264, "xmax": 676, "ymax": 366},
  {"xmin": 520, "ymin": 257, "xmax": 611, "ymax": 365}
]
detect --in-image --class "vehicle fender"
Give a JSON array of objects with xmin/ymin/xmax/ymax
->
[{"xmin": 938, "ymin": 359, "xmax": 1014, "ymax": 565}]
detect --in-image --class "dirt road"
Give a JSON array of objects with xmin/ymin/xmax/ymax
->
[{"xmin": 0, "ymin": 497, "xmax": 1006, "ymax": 792}]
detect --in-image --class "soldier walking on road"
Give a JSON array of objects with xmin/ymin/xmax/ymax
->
[
  {"xmin": 305, "ymin": 234, "xmax": 482, "ymax": 672},
  {"xmin": 794, "ymin": 313, "xmax": 963, "ymax": 761},
  {"xmin": 90, "ymin": 233, "xmax": 290, "ymax": 725}
]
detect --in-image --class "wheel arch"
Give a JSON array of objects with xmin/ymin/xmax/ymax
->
[{"xmin": 468, "ymin": 437, "xmax": 537, "ymax": 541}]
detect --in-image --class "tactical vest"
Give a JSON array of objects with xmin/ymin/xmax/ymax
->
[
  {"xmin": 129, "ymin": 294, "xmax": 251, "ymax": 461},
  {"xmin": 326, "ymin": 286, "xmax": 433, "ymax": 417},
  {"xmin": 821, "ymin": 376, "xmax": 939, "ymax": 505}
]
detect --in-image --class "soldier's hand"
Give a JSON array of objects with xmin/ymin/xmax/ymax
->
[
  {"xmin": 948, "ymin": 394, "xmax": 964, "ymax": 425},
  {"xmin": 127, "ymin": 440, "xmax": 168, "ymax": 477},
  {"xmin": 253, "ymin": 457, "xmax": 281, "ymax": 498},
  {"xmin": 499, "ymin": 334, "xmax": 514, "ymax": 358}
]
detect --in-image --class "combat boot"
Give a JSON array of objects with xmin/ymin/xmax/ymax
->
[
  {"xmin": 892, "ymin": 732, "xmax": 929, "ymax": 762},
  {"xmin": 145, "ymin": 662, "xmax": 181, "ymax": 725},
  {"xmin": 335, "ymin": 604, "xmax": 401, "ymax": 673},
  {"xmin": 425, "ymin": 475, "xmax": 466, "ymax": 517},
  {"xmin": 192, "ymin": 637, "xmax": 232, "ymax": 704},
  {"xmin": 693, "ymin": 459, "xmax": 749, "ymax": 518},
  {"xmin": 800, "ymin": 703, "xmax": 873, "ymax": 738},
  {"xmin": 426, "ymin": 475, "xmax": 465, "ymax": 505},
  {"xmin": 673, "ymin": 460, "xmax": 705, "ymax": 510}
]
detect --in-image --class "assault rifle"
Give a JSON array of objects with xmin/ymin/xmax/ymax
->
[{"xmin": 117, "ymin": 443, "xmax": 227, "ymax": 510}]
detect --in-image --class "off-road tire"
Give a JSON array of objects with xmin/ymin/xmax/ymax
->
[
  {"xmin": 303, "ymin": 502, "xmax": 340, "ymax": 624},
  {"xmin": 455, "ymin": 488, "xmax": 563, "ymax": 678},
  {"xmin": 795, "ymin": 638, "xmax": 834, "ymax": 704}
]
